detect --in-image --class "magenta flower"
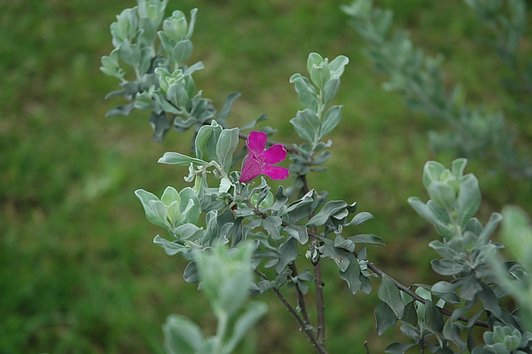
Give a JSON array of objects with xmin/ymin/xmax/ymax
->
[{"xmin": 239, "ymin": 131, "xmax": 289, "ymax": 183}]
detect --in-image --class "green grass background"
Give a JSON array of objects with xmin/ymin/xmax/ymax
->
[{"xmin": 1, "ymin": 0, "xmax": 530, "ymax": 353}]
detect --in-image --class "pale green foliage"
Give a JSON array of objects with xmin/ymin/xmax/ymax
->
[
  {"xmin": 343, "ymin": 0, "xmax": 531, "ymax": 178},
  {"xmin": 163, "ymin": 243, "xmax": 267, "ymax": 354},
  {"xmin": 289, "ymin": 53, "xmax": 349, "ymax": 179},
  {"xmin": 372, "ymin": 159, "xmax": 532, "ymax": 353},
  {"xmin": 103, "ymin": 2, "xmax": 532, "ymax": 354},
  {"xmin": 489, "ymin": 206, "xmax": 532, "ymax": 332},
  {"xmin": 101, "ymin": 0, "xmax": 239, "ymax": 142}
]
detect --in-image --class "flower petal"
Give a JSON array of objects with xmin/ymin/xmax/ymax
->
[
  {"xmin": 262, "ymin": 165, "xmax": 289, "ymax": 180},
  {"xmin": 246, "ymin": 131, "xmax": 267, "ymax": 155},
  {"xmin": 263, "ymin": 144, "xmax": 287, "ymax": 164},
  {"xmin": 239, "ymin": 156, "xmax": 262, "ymax": 182}
]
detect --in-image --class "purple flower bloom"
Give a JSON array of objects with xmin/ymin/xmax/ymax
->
[{"xmin": 239, "ymin": 131, "xmax": 289, "ymax": 183}]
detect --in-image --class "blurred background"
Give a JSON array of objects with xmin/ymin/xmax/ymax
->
[{"xmin": 1, "ymin": 0, "xmax": 530, "ymax": 353}]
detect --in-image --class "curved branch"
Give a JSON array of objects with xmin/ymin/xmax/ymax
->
[
  {"xmin": 254, "ymin": 270, "xmax": 327, "ymax": 354},
  {"xmin": 364, "ymin": 260, "xmax": 490, "ymax": 329}
]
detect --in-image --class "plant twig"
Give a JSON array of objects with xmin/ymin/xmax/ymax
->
[
  {"xmin": 364, "ymin": 340, "xmax": 370, "ymax": 354},
  {"xmin": 364, "ymin": 260, "xmax": 490, "ymax": 329},
  {"xmin": 289, "ymin": 263, "xmax": 311, "ymax": 325},
  {"xmin": 300, "ymin": 175, "xmax": 326, "ymax": 345},
  {"xmin": 254, "ymin": 270, "xmax": 328, "ymax": 354}
]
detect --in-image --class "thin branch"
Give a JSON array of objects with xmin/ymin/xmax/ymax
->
[
  {"xmin": 254, "ymin": 270, "xmax": 328, "ymax": 354},
  {"xmin": 289, "ymin": 263, "xmax": 312, "ymax": 325},
  {"xmin": 365, "ymin": 260, "xmax": 490, "ymax": 329},
  {"xmin": 301, "ymin": 175, "xmax": 326, "ymax": 345},
  {"xmin": 364, "ymin": 340, "xmax": 370, "ymax": 354}
]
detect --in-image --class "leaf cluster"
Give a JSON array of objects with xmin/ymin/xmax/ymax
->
[{"xmin": 342, "ymin": 0, "xmax": 531, "ymax": 178}]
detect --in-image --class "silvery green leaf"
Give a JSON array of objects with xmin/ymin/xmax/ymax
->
[
  {"xmin": 425, "ymin": 301, "xmax": 444, "ymax": 335},
  {"xmin": 456, "ymin": 174, "xmax": 481, "ymax": 226},
  {"xmin": 163, "ymin": 315, "xmax": 203, "ymax": 354},
  {"xmin": 158, "ymin": 31, "xmax": 174, "ymax": 57},
  {"xmin": 427, "ymin": 180, "xmax": 456, "ymax": 210},
  {"xmin": 175, "ymin": 223, "xmax": 201, "ymax": 240},
  {"xmin": 428, "ymin": 240, "xmax": 457, "ymax": 259},
  {"xmin": 163, "ymin": 10, "xmax": 188, "ymax": 41},
  {"xmin": 186, "ymin": 8, "xmax": 198, "ymax": 39},
  {"xmin": 458, "ymin": 274, "xmax": 482, "ymax": 301},
  {"xmin": 167, "ymin": 201, "xmax": 183, "ymax": 227},
  {"xmin": 135, "ymin": 189, "xmax": 169, "ymax": 229},
  {"xmin": 161, "ymin": 186, "xmax": 180, "ymax": 205},
  {"xmin": 443, "ymin": 319, "xmax": 466, "ymax": 352},
  {"xmin": 348, "ymin": 211, "xmax": 374, "ymax": 226},
  {"xmin": 401, "ymin": 302, "xmax": 418, "ymax": 326},
  {"xmin": 137, "ymin": 0, "xmax": 167, "ymax": 27},
  {"xmin": 216, "ymin": 127, "xmax": 239, "ymax": 172},
  {"xmin": 378, "ymin": 274, "xmax": 404, "ymax": 318},
  {"xmin": 111, "ymin": 8, "xmax": 138, "ymax": 46},
  {"xmin": 477, "ymin": 286, "xmax": 502, "ymax": 317},
  {"xmin": 423, "ymin": 161, "xmax": 446, "ymax": 189},
  {"xmin": 223, "ymin": 302, "xmax": 267, "ymax": 354},
  {"xmin": 166, "ymin": 82, "xmax": 188, "ymax": 107},
  {"xmin": 408, "ymin": 197, "xmax": 448, "ymax": 230},
  {"xmin": 375, "ymin": 301, "xmax": 398, "ymax": 336},
  {"xmin": 195, "ymin": 122, "xmax": 222, "ymax": 161},
  {"xmin": 321, "ymin": 239, "xmax": 351, "ymax": 272},
  {"xmin": 306, "ymin": 52, "xmax": 324, "ymax": 76},
  {"xmin": 431, "ymin": 259, "xmax": 463, "ymax": 276},
  {"xmin": 284, "ymin": 190, "xmax": 315, "ymax": 224},
  {"xmin": 307, "ymin": 200, "xmax": 347, "ymax": 226},
  {"xmin": 138, "ymin": 45, "xmax": 154, "ymax": 74},
  {"xmin": 104, "ymin": 89, "xmax": 126, "ymax": 100},
  {"xmin": 100, "ymin": 50, "xmax": 124, "ymax": 79},
  {"xmin": 328, "ymin": 55, "xmax": 349, "ymax": 79},
  {"xmin": 179, "ymin": 187, "xmax": 200, "ymax": 224},
  {"xmin": 106, "ymin": 102, "xmax": 136, "ymax": 117},
  {"xmin": 349, "ymin": 234, "xmax": 385, "ymax": 246},
  {"xmin": 477, "ymin": 212, "xmax": 502, "ymax": 244},
  {"xmin": 289, "ymin": 73, "xmax": 318, "ymax": 111},
  {"xmin": 283, "ymin": 225, "xmax": 309, "ymax": 244},
  {"xmin": 150, "ymin": 112, "xmax": 171, "ymax": 142},
  {"xmin": 218, "ymin": 177, "xmax": 232, "ymax": 194},
  {"xmin": 195, "ymin": 243, "xmax": 254, "ymax": 317},
  {"xmin": 118, "ymin": 41, "xmax": 141, "ymax": 66},
  {"xmin": 339, "ymin": 257, "xmax": 362, "ymax": 294},
  {"xmin": 160, "ymin": 99, "xmax": 181, "ymax": 115},
  {"xmin": 216, "ymin": 92, "xmax": 241, "ymax": 122},
  {"xmin": 320, "ymin": 105, "xmax": 342, "ymax": 138},
  {"xmin": 290, "ymin": 109, "xmax": 321, "ymax": 144},
  {"xmin": 275, "ymin": 238, "xmax": 297, "ymax": 273},
  {"xmin": 334, "ymin": 234, "xmax": 355, "ymax": 252},
  {"xmin": 431, "ymin": 281, "xmax": 457, "ymax": 295},
  {"xmin": 183, "ymin": 61, "xmax": 204, "ymax": 76},
  {"xmin": 451, "ymin": 158, "xmax": 467, "ymax": 179},
  {"xmin": 309, "ymin": 61, "xmax": 331, "ymax": 89},
  {"xmin": 158, "ymin": 152, "xmax": 206, "ymax": 166},
  {"xmin": 384, "ymin": 343, "xmax": 416, "ymax": 354},
  {"xmin": 262, "ymin": 216, "xmax": 282, "ymax": 240},
  {"xmin": 153, "ymin": 235, "xmax": 185, "ymax": 256},
  {"xmin": 400, "ymin": 323, "xmax": 420, "ymax": 341},
  {"xmin": 172, "ymin": 39, "xmax": 193, "ymax": 64},
  {"xmin": 323, "ymin": 78, "xmax": 340, "ymax": 105}
]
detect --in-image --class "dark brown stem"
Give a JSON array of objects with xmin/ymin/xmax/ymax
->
[
  {"xmin": 313, "ymin": 260, "xmax": 325, "ymax": 343},
  {"xmin": 364, "ymin": 341, "xmax": 370, "ymax": 354},
  {"xmin": 254, "ymin": 270, "xmax": 327, "ymax": 354},
  {"xmin": 301, "ymin": 175, "xmax": 326, "ymax": 345},
  {"xmin": 365, "ymin": 261, "xmax": 490, "ymax": 329},
  {"xmin": 289, "ymin": 263, "xmax": 311, "ymax": 325}
]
